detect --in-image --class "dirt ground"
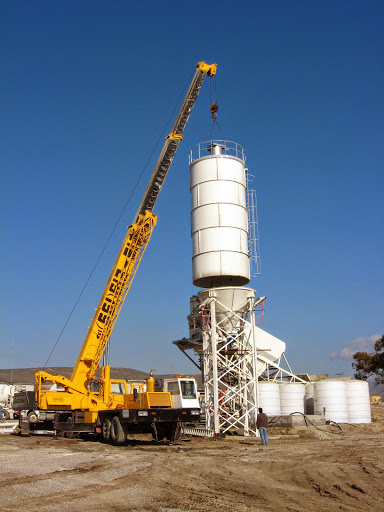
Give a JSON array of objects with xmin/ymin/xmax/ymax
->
[{"xmin": 0, "ymin": 408, "xmax": 383, "ymax": 512}]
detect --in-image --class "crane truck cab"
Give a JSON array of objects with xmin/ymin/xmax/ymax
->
[
  {"xmin": 122, "ymin": 376, "xmax": 200, "ymax": 411},
  {"xmin": 162, "ymin": 377, "xmax": 200, "ymax": 410}
]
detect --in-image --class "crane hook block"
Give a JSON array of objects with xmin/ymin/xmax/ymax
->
[
  {"xmin": 197, "ymin": 61, "xmax": 217, "ymax": 76},
  {"xmin": 210, "ymin": 102, "xmax": 219, "ymax": 120}
]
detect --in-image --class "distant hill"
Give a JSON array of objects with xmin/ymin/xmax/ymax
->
[{"xmin": 0, "ymin": 367, "xmax": 203, "ymax": 388}]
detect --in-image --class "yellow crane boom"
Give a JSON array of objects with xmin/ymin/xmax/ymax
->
[
  {"xmin": 71, "ymin": 211, "xmax": 157, "ymax": 390},
  {"xmin": 36, "ymin": 61, "xmax": 217, "ymax": 403}
]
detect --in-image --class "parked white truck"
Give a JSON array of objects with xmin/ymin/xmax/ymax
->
[{"xmin": 0, "ymin": 384, "xmax": 34, "ymax": 419}]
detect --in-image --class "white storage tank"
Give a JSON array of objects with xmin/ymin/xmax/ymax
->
[
  {"xmin": 257, "ymin": 381, "xmax": 281, "ymax": 416},
  {"xmin": 305, "ymin": 383, "xmax": 315, "ymax": 415},
  {"xmin": 346, "ymin": 380, "xmax": 371, "ymax": 423},
  {"xmin": 280, "ymin": 383, "xmax": 305, "ymax": 415},
  {"xmin": 189, "ymin": 140, "xmax": 250, "ymax": 288},
  {"xmin": 314, "ymin": 380, "xmax": 348, "ymax": 423}
]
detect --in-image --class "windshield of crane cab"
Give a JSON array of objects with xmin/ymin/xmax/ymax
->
[{"xmin": 180, "ymin": 380, "xmax": 196, "ymax": 399}]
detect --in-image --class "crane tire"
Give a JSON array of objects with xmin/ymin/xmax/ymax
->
[
  {"xmin": 110, "ymin": 416, "xmax": 125, "ymax": 445},
  {"xmin": 102, "ymin": 417, "xmax": 111, "ymax": 442}
]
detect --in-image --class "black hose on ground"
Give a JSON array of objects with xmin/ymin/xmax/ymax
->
[{"xmin": 268, "ymin": 411, "xmax": 344, "ymax": 434}]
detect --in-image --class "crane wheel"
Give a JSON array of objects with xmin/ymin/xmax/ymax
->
[
  {"xmin": 102, "ymin": 417, "xmax": 111, "ymax": 443},
  {"xmin": 110, "ymin": 416, "xmax": 126, "ymax": 445}
]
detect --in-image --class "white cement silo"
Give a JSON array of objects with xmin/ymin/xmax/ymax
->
[
  {"xmin": 189, "ymin": 141, "xmax": 250, "ymax": 288},
  {"xmin": 346, "ymin": 380, "xmax": 371, "ymax": 423},
  {"xmin": 314, "ymin": 380, "xmax": 348, "ymax": 423},
  {"xmin": 280, "ymin": 383, "xmax": 305, "ymax": 415},
  {"xmin": 258, "ymin": 382, "xmax": 281, "ymax": 416}
]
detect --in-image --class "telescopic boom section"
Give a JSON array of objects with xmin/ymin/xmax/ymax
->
[
  {"xmin": 68, "ymin": 61, "xmax": 216, "ymax": 391},
  {"xmin": 70, "ymin": 211, "xmax": 157, "ymax": 389},
  {"xmin": 136, "ymin": 61, "xmax": 216, "ymax": 219}
]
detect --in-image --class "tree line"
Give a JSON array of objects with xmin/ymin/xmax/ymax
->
[{"xmin": 353, "ymin": 334, "xmax": 384, "ymax": 384}]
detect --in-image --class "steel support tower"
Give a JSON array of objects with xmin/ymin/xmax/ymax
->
[{"xmin": 199, "ymin": 288, "xmax": 260, "ymax": 436}]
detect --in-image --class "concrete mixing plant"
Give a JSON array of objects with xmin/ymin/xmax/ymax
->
[
  {"xmin": 174, "ymin": 139, "xmax": 372, "ymax": 435},
  {"xmin": 173, "ymin": 140, "xmax": 305, "ymax": 436}
]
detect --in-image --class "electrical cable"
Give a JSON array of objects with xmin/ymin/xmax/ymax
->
[{"xmin": 44, "ymin": 71, "xmax": 196, "ymax": 368}]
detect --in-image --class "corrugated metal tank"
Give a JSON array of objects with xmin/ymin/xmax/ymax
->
[
  {"xmin": 346, "ymin": 380, "xmax": 371, "ymax": 423},
  {"xmin": 279, "ymin": 383, "xmax": 305, "ymax": 415},
  {"xmin": 257, "ymin": 382, "xmax": 281, "ymax": 416},
  {"xmin": 314, "ymin": 380, "xmax": 348, "ymax": 423},
  {"xmin": 189, "ymin": 141, "xmax": 250, "ymax": 288}
]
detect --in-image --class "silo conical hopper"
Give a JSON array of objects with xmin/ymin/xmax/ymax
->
[{"xmin": 198, "ymin": 286, "xmax": 255, "ymax": 333}]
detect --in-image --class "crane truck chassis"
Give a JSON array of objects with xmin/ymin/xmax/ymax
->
[
  {"xmin": 19, "ymin": 405, "xmax": 200, "ymax": 444},
  {"xmin": 17, "ymin": 377, "xmax": 201, "ymax": 443}
]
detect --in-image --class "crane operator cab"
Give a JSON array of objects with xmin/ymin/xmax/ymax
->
[{"xmin": 162, "ymin": 377, "xmax": 200, "ymax": 410}]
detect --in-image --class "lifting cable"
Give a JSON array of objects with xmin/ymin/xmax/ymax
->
[
  {"xmin": 207, "ymin": 74, "xmax": 227, "ymax": 141},
  {"xmin": 208, "ymin": 118, "xmax": 227, "ymax": 141},
  {"xmin": 210, "ymin": 74, "xmax": 218, "ymax": 121},
  {"xmin": 43, "ymin": 71, "xmax": 197, "ymax": 368}
]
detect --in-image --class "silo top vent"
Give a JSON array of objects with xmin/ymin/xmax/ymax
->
[{"xmin": 206, "ymin": 142, "xmax": 225, "ymax": 155}]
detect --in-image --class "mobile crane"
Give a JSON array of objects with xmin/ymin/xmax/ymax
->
[{"xmin": 19, "ymin": 61, "xmax": 216, "ymax": 444}]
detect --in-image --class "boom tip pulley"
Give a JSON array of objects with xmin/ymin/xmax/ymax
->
[{"xmin": 197, "ymin": 61, "xmax": 217, "ymax": 76}]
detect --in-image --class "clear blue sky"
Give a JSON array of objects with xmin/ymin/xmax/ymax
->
[{"xmin": 1, "ymin": 1, "xmax": 383, "ymax": 378}]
